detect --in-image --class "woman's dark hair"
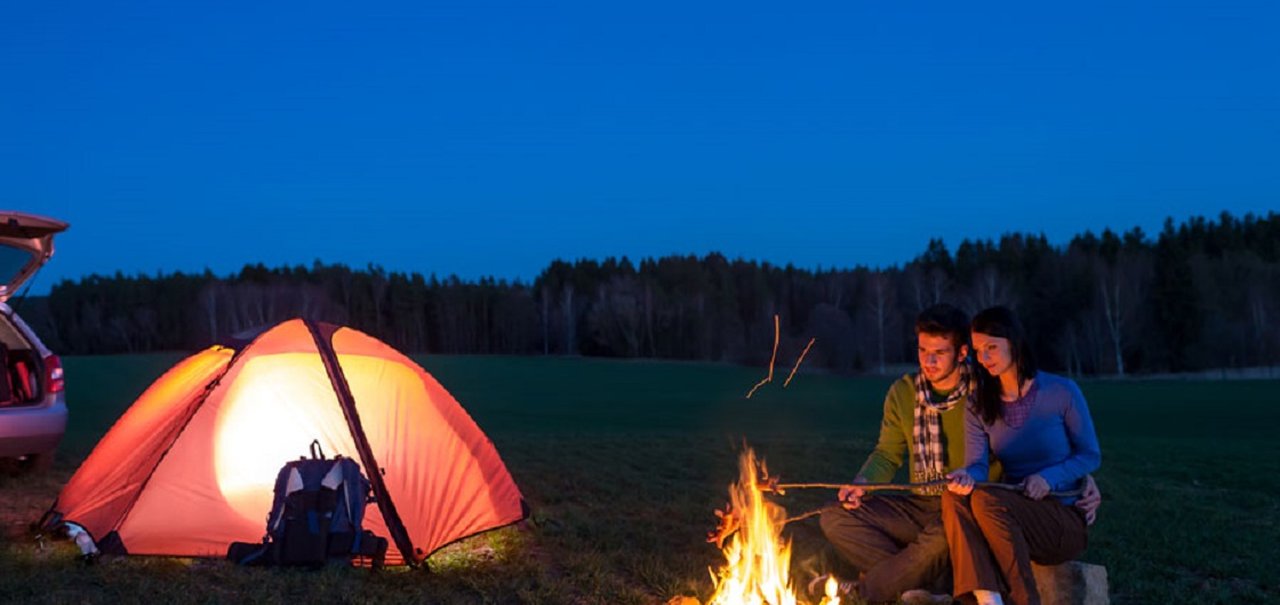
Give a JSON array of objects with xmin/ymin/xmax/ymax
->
[{"xmin": 970, "ymin": 306, "xmax": 1039, "ymax": 425}]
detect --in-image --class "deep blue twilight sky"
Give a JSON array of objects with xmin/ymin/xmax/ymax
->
[{"xmin": 3, "ymin": 1, "xmax": 1277, "ymax": 292}]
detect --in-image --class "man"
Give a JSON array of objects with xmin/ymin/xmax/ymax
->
[{"xmin": 816, "ymin": 304, "xmax": 1100, "ymax": 604}]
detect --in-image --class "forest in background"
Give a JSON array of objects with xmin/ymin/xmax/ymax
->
[{"xmin": 16, "ymin": 211, "xmax": 1279, "ymax": 376}]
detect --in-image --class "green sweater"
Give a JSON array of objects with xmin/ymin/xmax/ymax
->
[{"xmin": 856, "ymin": 374, "xmax": 972, "ymax": 484}]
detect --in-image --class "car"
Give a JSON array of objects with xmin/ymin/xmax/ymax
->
[{"xmin": 0, "ymin": 211, "xmax": 68, "ymax": 473}]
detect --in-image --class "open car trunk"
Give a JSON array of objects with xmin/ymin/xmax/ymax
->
[{"xmin": 0, "ymin": 314, "xmax": 44, "ymax": 407}]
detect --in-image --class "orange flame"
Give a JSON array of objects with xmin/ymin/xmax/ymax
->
[
  {"xmin": 708, "ymin": 448, "xmax": 799, "ymax": 605},
  {"xmin": 821, "ymin": 577, "xmax": 841, "ymax": 605},
  {"xmin": 706, "ymin": 448, "xmax": 845, "ymax": 605}
]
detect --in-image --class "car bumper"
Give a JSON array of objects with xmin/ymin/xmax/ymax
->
[{"xmin": 0, "ymin": 396, "xmax": 67, "ymax": 457}]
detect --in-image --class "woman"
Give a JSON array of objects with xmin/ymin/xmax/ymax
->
[{"xmin": 942, "ymin": 307, "xmax": 1101, "ymax": 605}]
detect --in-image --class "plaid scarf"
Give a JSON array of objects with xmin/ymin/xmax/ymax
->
[{"xmin": 911, "ymin": 362, "xmax": 972, "ymax": 493}]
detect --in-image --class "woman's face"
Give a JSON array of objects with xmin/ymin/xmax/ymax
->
[{"xmin": 971, "ymin": 331, "xmax": 1015, "ymax": 379}]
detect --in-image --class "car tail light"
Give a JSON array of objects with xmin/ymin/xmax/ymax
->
[{"xmin": 44, "ymin": 354, "xmax": 64, "ymax": 394}]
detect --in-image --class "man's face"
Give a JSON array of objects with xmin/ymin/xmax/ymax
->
[{"xmin": 917, "ymin": 332, "xmax": 967, "ymax": 384}]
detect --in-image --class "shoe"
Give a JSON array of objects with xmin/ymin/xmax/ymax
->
[
  {"xmin": 806, "ymin": 573, "xmax": 856, "ymax": 599},
  {"xmin": 900, "ymin": 588, "xmax": 953, "ymax": 604}
]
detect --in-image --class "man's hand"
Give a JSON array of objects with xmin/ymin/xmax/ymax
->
[
  {"xmin": 1075, "ymin": 474, "xmax": 1101, "ymax": 525},
  {"xmin": 1023, "ymin": 474, "xmax": 1051, "ymax": 500},
  {"xmin": 837, "ymin": 484, "xmax": 866, "ymax": 510},
  {"xmin": 946, "ymin": 469, "xmax": 974, "ymax": 495}
]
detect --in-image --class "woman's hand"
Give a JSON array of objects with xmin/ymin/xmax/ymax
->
[
  {"xmin": 1075, "ymin": 474, "xmax": 1101, "ymax": 525},
  {"xmin": 1023, "ymin": 474, "xmax": 1051, "ymax": 500},
  {"xmin": 946, "ymin": 469, "xmax": 974, "ymax": 495}
]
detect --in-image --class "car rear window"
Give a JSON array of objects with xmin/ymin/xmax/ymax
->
[
  {"xmin": 0, "ymin": 247, "xmax": 30, "ymax": 296},
  {"xmin": 0, "ymin": 315, "xmax": 32, "ymax": 350}
]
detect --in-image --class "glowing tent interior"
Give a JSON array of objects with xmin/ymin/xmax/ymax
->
[{"xmin": 44, "ymin": 319, "xmax": 526, "ymax": 566}]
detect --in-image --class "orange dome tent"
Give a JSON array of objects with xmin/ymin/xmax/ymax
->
[{"xmin": 44, "ymin": 319, "xmax": 526, "ymax": 566}]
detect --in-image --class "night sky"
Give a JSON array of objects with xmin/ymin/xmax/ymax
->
[{"xmin": 4, "ymin": 1, "xmax": 1277, "ymax": 292}]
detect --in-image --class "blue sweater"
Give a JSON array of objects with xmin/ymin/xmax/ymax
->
[{"xmin": 962, "ymin": 372, "xmax": 1101, "ymax": 504}]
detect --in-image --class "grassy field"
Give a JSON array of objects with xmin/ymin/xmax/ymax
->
[{"xmin": 2, "ymin": 354, "xmax": 1278, "ymax": 604}]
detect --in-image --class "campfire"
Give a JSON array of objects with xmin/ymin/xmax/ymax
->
[{"xmin": 696, "ymin": 448, "xmax": 841, "ymax": 605}]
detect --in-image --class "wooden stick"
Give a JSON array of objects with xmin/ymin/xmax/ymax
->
[
  {"xmin": 781, "ymin": 508, "xmax": 824, "ymax": 526},
  {"xmin": 745, "ymin": 315, "xmax": 781, "ymax": 399},
  {"xmin": 766, "ymin": 480, "xmax": 1084, "ymax": 498},
  {"xmin": 782, "ymin": 337, "xmax": 816, "ymax": 388}
]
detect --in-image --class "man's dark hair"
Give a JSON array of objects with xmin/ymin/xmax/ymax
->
[
  {"xmin": 970, "ymin": 306, "xmax": 1039, "ymax": 425},
  {"xmin": 914, "ymin": 303, "xmax": 970, "ymax": 351}
]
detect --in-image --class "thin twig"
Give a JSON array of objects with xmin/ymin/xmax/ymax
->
[
  {"xmin": 782, "ymin": 508, "xmax": 824, "ymax": 526},
  {"xmin": 745, "ymin": 315, "xmax": 780, "ymax": 399},
  {"xmin": 783, "ymin": 337, "xmax": 816, "ymax": 388}
]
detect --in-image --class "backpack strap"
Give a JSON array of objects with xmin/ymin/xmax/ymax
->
[
  {"xmin": 320, "ymin": 462, "xmax": 345, "ymax": 490},
  {"xmin": 268, "ymin": 467, "xmax": 307, "ymax": 534},
  {"xmin": 310, "ymin": 440, "xmax": 325, "ymax": 460},
  {"xmin": 321, "ymin": 460, "xmax": 363, "ymax": 544}
]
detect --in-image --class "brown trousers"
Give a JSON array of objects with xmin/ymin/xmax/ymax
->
[{"xmin": 941, "ymin": 487, "xmax": 1088, "ymax": 605}]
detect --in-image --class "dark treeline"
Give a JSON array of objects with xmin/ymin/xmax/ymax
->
[{"xmin": 17, "ymin": 211, "xmax": 1280, "ymax": 376}]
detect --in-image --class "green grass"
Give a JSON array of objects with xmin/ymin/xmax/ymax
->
[{"xmin": 2, "ymin": 355, "xmax": 1278, "ymax": 604}]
